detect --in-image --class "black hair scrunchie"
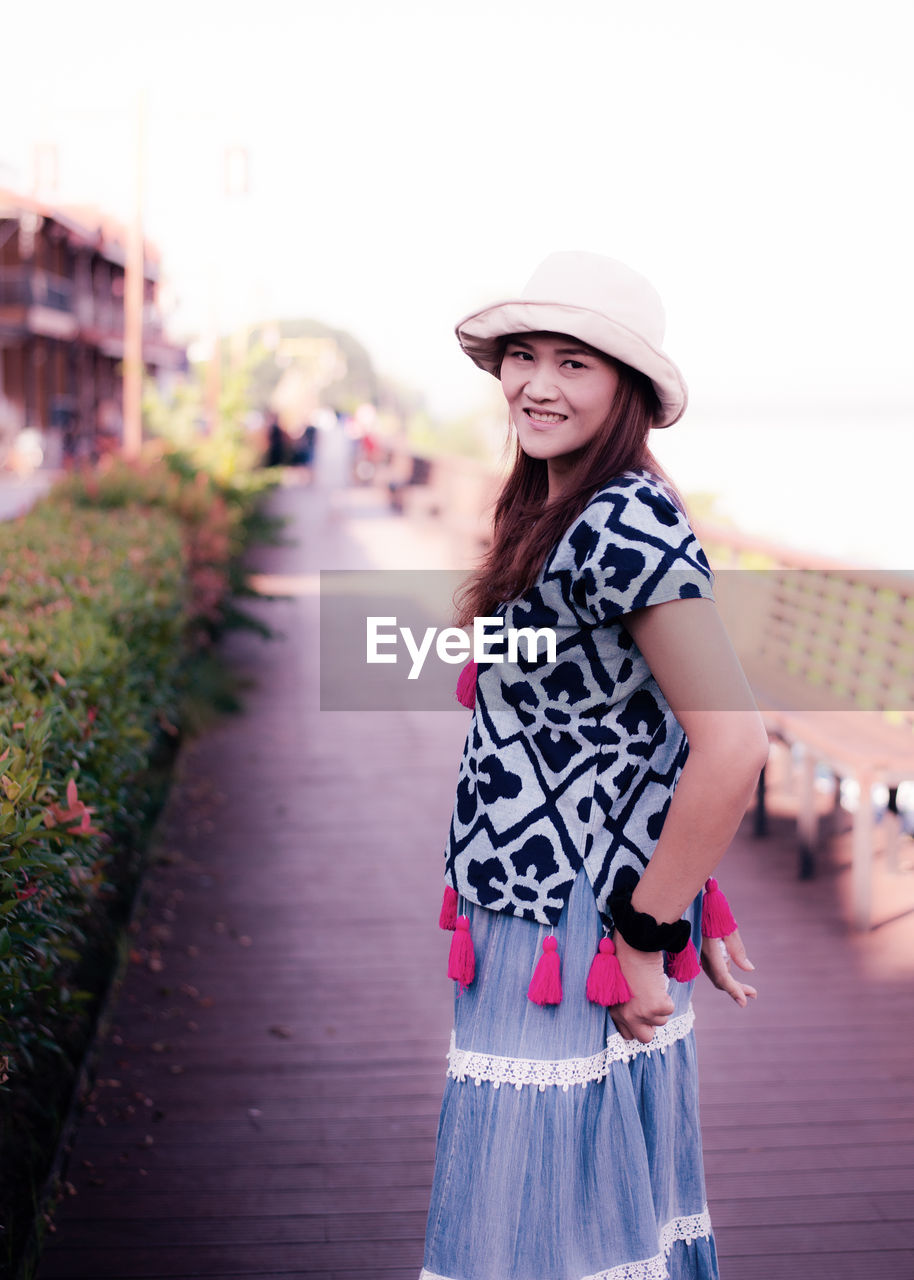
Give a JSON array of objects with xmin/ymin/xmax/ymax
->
[{"xmin": 608, "ymin": 889, "xmax": 692, "ymax": 954}]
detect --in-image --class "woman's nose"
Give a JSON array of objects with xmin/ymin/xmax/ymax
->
[{"xmin": 524, "ymin": 364, "xmax": 559, "ymax": 399}]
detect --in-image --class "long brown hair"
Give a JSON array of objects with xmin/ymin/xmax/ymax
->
[{"xmin": 454, "ymin": 336, "xmax": 685, "ymax": 628}]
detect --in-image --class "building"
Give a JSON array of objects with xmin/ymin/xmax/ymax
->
[{"xmin": 0, "ymin": 187, "xmax": 185, "ymax": 470}]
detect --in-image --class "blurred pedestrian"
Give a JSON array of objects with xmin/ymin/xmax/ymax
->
[
  {"xmin": 265, "ymin": 416, "xmax": 286, "ymax": 467},
  {"xmin": 291, "ymin": 422, "xmax": 318, "ymax": 468}
]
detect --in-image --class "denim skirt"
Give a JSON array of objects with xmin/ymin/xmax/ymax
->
[{"xmin": 420, "ymin": 871, "xmax": 720, "ymax": 1280}]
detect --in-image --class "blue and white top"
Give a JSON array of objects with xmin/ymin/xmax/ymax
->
[{"xmin": 444, "ymin": 467, "xmax": 715, "ymax": 927}]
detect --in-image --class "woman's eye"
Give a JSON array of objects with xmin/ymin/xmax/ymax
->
[
  {"xmin": 507, "ymin": 349, "xmax": 532, "ymax": 361},
  {"xmin": 563, "ymin": 360, "xmax": 585, "ymax": 370}
]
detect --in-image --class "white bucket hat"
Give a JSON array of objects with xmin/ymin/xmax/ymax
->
[{"xmin": 455, "ymin": 251, "xmax": 687, "ymax": 428}]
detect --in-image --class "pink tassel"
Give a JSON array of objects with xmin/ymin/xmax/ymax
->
[
  {"xmin": 439, "ymin": 884, "xmax": 459, "ymax": 931},
  {"xmin": 527, "ymin": 935, "xmax": 563, "ymax": 1005},
  {"xmin": 701, "ymin": 877, "xmax": 738, "ymax": 937},
  {"xmin": 455, "ymin": 660, "xmax": 477, "ymax": 710},
  {"xmin": 667, "ymin": 938, "xmax": 701, "ymax": 982},
  {"xmin": 447, "ymin": 916, "xmax": 475, "ymax": 990},
  {"xmin": 586, "ymin": 936, "xmax": 633, "ymax": 1006}
]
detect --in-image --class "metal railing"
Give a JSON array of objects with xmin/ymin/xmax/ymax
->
[{"xmin": 0, "ymin": 266, "xmax": 74, "ymax": 312}]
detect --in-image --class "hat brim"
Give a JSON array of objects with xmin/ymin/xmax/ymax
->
[{"xmin": 455, "ymin": 299, "xmax": 687, "ymax": 428}]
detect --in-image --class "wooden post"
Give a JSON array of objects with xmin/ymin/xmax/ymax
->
[
  {"xmin": 797, "ymin": 748, "xmax": 818, "ymax": 880},
  {"xmin": 123, "ymin": 90, "xmax": 146, "ymax": 460},
  {"xmin": 852, "ymin": 770, "xmax": 875, "ymax": 931},
  {"xmin": 753, "ymin": 762, "xmax": 768, "ymax": 838}
]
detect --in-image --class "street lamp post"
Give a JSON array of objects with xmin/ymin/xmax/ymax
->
[
  {"xmin": 123, "ymin": 90, "xmax": 146, "ymax": 460},
  {"xmin": 205, "ymin": 145, "xmax": 251, "ymax": 433}
]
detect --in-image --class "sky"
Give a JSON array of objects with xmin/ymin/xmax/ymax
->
[{"xmin": 2, "ymin": 0, "xmax": 913, "ymax": 561}]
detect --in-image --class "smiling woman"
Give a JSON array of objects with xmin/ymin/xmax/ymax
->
[
  {"xmin": 418, "ymin": 252, "xmax": 768, "ymax": 1280},
  {"xmin": 500, "ymin": 334, "xmax": 623, "ymax": 497}
]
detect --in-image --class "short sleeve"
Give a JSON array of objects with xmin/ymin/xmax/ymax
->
[{"xmin": 568, "ymin": 475, "xmax": 715, "ymax": 625}]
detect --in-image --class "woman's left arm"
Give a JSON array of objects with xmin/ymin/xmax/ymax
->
[{"xmin": 622, "ymin": 596, "xmax": 770, "ymax": 925}]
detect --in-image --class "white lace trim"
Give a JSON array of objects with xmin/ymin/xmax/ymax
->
[
  {"xmin": 446, "ymin": 1006, "xmax": 695, "ymax": 1090},
  {"xmin": 658, "ymin": 1208, "xmax": 713, "ymax": 1254},
  {"xmin": 581, "ymin": 1207, "xmax": 714, "ymax": 1280},
  {"xmin": 419, "ymin": 1205, "xmax": 712, "ymax": 1280}
]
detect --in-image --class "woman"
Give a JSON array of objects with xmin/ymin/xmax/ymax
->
[{"xmin": 420, "ymin": 252, "xmax": 769, "ymax": 1280}]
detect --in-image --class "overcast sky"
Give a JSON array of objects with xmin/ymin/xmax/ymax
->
[{"xmin": 3, "ymin": 0, "xmax": 912, "ymax": 424}]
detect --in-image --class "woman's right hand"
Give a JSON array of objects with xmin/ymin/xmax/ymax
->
[
  {"xmin": 609, "ymin": 932, "xmax": 675, "ymax": 1044},
  {"xmin": 699, "ymin": 928, "xmax": 758, "ymax": 1007}
]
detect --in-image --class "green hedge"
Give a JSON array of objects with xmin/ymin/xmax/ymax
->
[{"xmin": 0, "ymin": 451, "xmax": 271, "ymax": 1092}]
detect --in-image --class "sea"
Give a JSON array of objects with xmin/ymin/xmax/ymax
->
[{"xmin": 654, "ymin": 407, "xmax": 914, "ymax": 572}]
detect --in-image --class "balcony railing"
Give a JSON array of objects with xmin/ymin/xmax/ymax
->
[
  {"xmin": 74, "ymin": 297, "xmax": 165, "ymax": 339},
  {"xmin": 0, "ymin": 266, "xmax": 74, "ymax": 312},
  {"xmin": 0, "ymin": 267, "xmax": 171, "ymax": 354}
]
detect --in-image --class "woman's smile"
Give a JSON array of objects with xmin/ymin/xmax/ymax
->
[{"xmin": 524, "ymin": 408, "xmax": 568, "ymax": 427}]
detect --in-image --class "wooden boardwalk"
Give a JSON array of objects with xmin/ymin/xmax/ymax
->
[{"xmin": 35, "ymin": 473, "xmax": 914, "ymax": 1280}]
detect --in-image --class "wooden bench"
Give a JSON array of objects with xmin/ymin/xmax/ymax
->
[
  {"xmin": 385, "ymin": 453, "xmax": 439, "ymax": 517},
  {"xmin": 382, "ymin": 450, "xmax": 501, "ymax": 565},
  {"xmin": 429, "ymin": 455, "xmax": 500, "ymax": 564},
  {"xmin": 698, "ymin": 520, "xmax": 914, "ymax": 930}
]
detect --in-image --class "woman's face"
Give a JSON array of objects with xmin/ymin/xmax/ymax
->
[{"xmin": 499, "ymin": 332, "xmax": 621, "ymax": 475}]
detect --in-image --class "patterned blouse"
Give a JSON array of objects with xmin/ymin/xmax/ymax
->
[{"xmin": 444, "ymin": 467, "xmax": 716, "ymax": 928}]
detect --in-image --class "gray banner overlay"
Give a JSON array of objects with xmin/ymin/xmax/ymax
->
[{"xmin": 319, "ymin": 569, "xmax": 914, "ymax": 714}]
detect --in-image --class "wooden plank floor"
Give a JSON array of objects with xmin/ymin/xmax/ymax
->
[{"xmin": 35, "ymin": 472, "xmax": 914, "ymax": 1279}]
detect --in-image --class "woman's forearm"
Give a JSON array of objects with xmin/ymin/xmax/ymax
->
[{"xmin": 629, "ymin": 732, "xmax": 767, "ymax": 925}]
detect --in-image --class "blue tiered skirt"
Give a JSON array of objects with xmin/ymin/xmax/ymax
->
[{"xmin": 420, "ymin": 871, "xmax": 720, "ymax": 1280}]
